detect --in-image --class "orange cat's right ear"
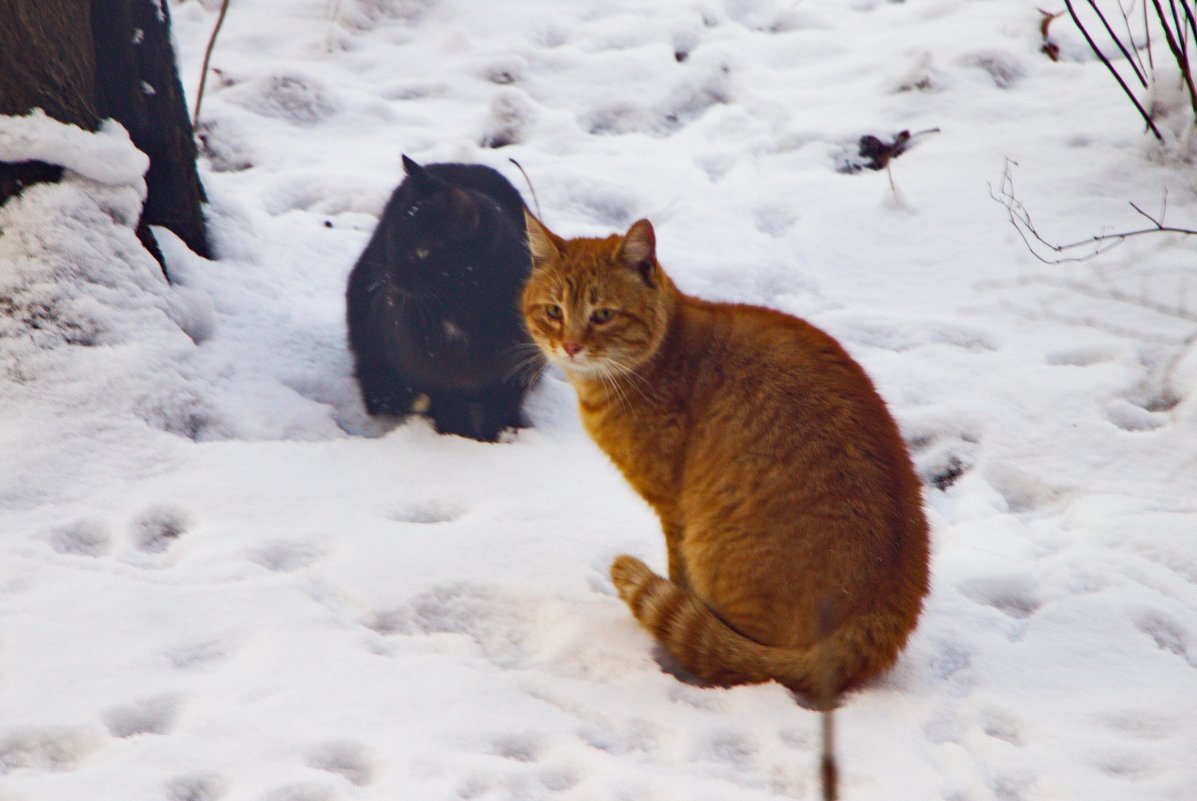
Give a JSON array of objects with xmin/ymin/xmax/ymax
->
[
  {"xmin": 617, "ymin": 219, "xmax": 658, "ymax": 287},
  {"xmin": 524, "ymin": 211, "xmax": 560, "ymax": 268}
]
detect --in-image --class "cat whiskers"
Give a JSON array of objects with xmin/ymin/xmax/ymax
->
[
  {"xmin": 599, "ymin": 355, "xmax": 653, "ymax": 405},
  {"xmin": 503, "ymin": 342, "xmax": 548, "ymax": 387},
  {"xmin": 591, "ymin": 359, "xmax": 643, "ymax": 416}
]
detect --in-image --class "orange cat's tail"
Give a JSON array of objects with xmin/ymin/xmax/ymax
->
[
  {"xmin": 609, "ymin": 554, "xmax": 896, "ymax": 699},
  {"xmin": 612, "ymin": 554, "xmax": 846, "ymax": 798}
]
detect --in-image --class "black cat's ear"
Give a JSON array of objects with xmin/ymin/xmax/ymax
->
[
  {"xmin": 525, "ymin": 211, "xmax": 560, "ymax": 268},
  {"xmin": 617, "ymin": 219, "xmax": 658, "ymax": 287},
  {"xmin": 402, "ymin": 155, "xmax": 438, "ymax": 190}
]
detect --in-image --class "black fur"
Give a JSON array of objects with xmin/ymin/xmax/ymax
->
[{"xmin": 346, "ymin": 156, "xmax": 543, "ymax": 441}]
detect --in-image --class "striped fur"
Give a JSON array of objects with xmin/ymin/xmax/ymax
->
[
  {"xmin": 522, "ymin": 214, "xmax": 930, "ymax": 702},
  {"xmin": 611, "ymin": 555, "xmax": 912, "ymax": 697}
]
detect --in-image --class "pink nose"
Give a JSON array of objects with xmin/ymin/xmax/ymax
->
[{"xmin": 562, "ymin": 341, "xmax": 582, "ymax": 357}]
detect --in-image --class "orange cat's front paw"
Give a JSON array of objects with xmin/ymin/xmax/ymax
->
[{"xmin": 610, "ymin": 554, "xmax": 652, "ymax": 602}]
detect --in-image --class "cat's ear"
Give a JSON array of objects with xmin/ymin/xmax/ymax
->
[
  {"xmin": 617, "ymin": 219, "xmax": 658, "ymax": 287},
  {"xmin": 524, "ymin": 211, "xmax": 560, "ymax": 268},
  {"xmin": 402, "ymin": 155, "xmax": 438, "ymax": 190}
]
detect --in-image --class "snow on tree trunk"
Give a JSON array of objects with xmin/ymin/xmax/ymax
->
[{"xmin": 0, "ymin": 0, "xmax": 210, "ymax": 273}]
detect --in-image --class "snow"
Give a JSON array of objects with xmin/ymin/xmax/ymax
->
[
  {"xmin": 0, "ymin": 111, "xmax": 150, "ymax": 188},
  {"xmin": 2, "ymin": 1, "xmax": 1196, "ymax": 799}
]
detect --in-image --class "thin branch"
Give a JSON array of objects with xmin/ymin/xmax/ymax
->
[
  {"xmin": 1168, "ymin": 0, "xmax": 1194, "ymax": 83},
  {"xmin": 990, "ymin": 159, "xmax": 1197, "ymax": 265},
  {"xmin": 192, "ymin": 0, "xmax": 231, "ymax": 128},
  {"xmin": 816, "ymin": 600, "xmax": 839, "ymax": 801},
  {"xmin": 1145, "ymin": 0, "xmax": 1157, "ymax": 71},
  {"xmin": 1168, "ymin": 0, "xmax": 1187, "ymax": 47},
  {"xmin": 1088, "ymin": 0, "xmax": 1149, "ymax": 86},
  {"xmin": 324, "ymin": 0, "xmax": 344, "ymax": 54},
  {"xmin": 1116, "ymin": 0, "xmax": 1150, "ymax": 79},
  {"xmin": 1065, "ymin": 0, "xmax": 1166, "ymax": 140},
  {"xmin": 1172, "ymin": 0, "xmax": 1197, "ymax": 108},
  {"xmin": 1181, "ymin": 0, "xmax": 1197, "ymax": 45},
  {"xmin": 1150, "ymin": 0, "xmax": 1197, "ymax": 120},
  {"xmin": 1128, "ymin": 193, "xmax": 1166, "ymax": 226},
  {"xmin": 507, "ymin": 158, "xmax": 542, "ymax": 220}
]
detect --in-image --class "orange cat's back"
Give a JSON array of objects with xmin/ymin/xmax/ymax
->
[{"xmin": 638, "ymin": 298, "xmax": 927, "ymax": 655}]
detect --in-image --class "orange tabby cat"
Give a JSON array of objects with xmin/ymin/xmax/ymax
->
[{"xmin": 522, "ymin": 213, "xmax": 930, "ymax": 699}]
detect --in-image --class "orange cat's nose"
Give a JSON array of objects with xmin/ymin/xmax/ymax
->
[{"xmin": 562, "ymin": 341, "xmax": 583, "ymax": 357}]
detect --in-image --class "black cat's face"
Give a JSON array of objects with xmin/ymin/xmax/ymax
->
[
  {"xmin": 381, "ymin": 156, "xmax": 525, "ymax": 293},
  {"xmin": 384, "ymin": 186, "xmax": 484, "ymax": 285}
]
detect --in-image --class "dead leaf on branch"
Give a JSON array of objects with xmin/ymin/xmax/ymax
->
[
  {"xmin": 838, "ymin": 128, "xmax": 940, "ymax": 174},
  {"xmin": 1040, "ymin": 8, "xmax": 1064, "ymax": 62}
]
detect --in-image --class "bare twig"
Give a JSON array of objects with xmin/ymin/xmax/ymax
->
[
  {"xmin": 1168, "ymin": 0, "xmax": 1191, "ymax": 44},
  {"xmin": 816, "ymin": 600, "xmax": 839, "ymax": 801},
  {"xmin": 508, "ymin": 158, "xmax": 542, "ymax": 220},
  {"xmin": 1129, "ymin": 189, "xmax": 1167, "ymax": 226},
  {"xmin": 1181, "ymin": 0, "xmax": 1197, "ymax": 44},
  {"xmin": 324, "ymin": 0, "xmax": 344, "ymax": 54},
  {"xmin": 991, "ymin": 159, "xmax": 1197, "ymax": 264},
  {"xmin": 1145, "ymin": 0, "xmax": 1157, "ymax": 71},
  {"xmin": 1065, "ymin": 0, "xmax": 1166, "ymax": 139},
  {"xmin": 192, "ymin": 0, "xmax": 231, "ymax": 128},
  {"xmin": 1088, "ymin": 0, "xmax": 1149, "ymax": 86},
  {"xmin": 1116, "ymin": 0, "xmax": 1151, "ymax": 81},
  {"xmin": 1150, "ymin": 0, "xmax": 1197, "ymax": 120}
]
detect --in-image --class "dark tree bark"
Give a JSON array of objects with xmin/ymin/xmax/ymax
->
[
  {"xmin": 92, "ymin": 0, "xmax": 210, "ymax": 260},
  {"xmin": 0, "ymin": 0, "xmax": 100, "ymax": 204},
  {"xmin": 0, "ymin": 0, "xmax": 211, "ymax": 273}
]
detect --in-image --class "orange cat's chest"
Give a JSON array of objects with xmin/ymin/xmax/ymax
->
[{"xmin": 576, "ymin": 382, "xmax": 689, "ymax": 517}]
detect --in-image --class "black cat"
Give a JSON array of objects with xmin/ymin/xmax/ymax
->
[{"xmin": 346, "ymin": 156, "xmax": 544, "ymax": 441}]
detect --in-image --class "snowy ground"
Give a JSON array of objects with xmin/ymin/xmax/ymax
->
[{"xmin": 2, "ymin": 1, "xmax": 1196, "ymax": 799}]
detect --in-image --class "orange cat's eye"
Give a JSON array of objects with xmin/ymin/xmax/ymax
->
[
  {"xmin": 545, "ymin": 304, "xmax": 563, "ymax": 320},
  {"xmin": 590, "ymin": 308, "xmax": 615, "ymax": 324}
]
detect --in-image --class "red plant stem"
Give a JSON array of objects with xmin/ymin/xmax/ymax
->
[
  {"xmin": 1087, "ymin": 0, "xmax": 1148, "ymax": 86},
  {"xmin": 1065, "ymin": 0, "xmax": 1165, "ymax": 140},
  {"xmin": 1151, "ymin": 0, "xmax": 1197, "ymax": 122},
  {"xmin": 193, "ymin": 0, "xmax": 231, "ymax": 127}
]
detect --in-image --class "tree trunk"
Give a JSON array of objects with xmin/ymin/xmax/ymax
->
[
  {"xmin": 0, "ymin": 0, "xmax": 100, "ymax": 204},
  {"xmin": 0, "ymin": 0, "xmax": 210, "ymax": 273},
  {"xmin": 92, "ymin": 0, "xmax": 211, "ymax": 260}
]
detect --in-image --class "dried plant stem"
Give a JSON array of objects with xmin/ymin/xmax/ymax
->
[
  {"xmin": 817, "ymin": 600, "xmax": 839, "ymax": 801},
  {"xmin": 1150, "ymin": 0, "xmax": 1197, "ymax": 120},
  {"xmin": 192, "ymin": 0, "xmax": 231, "ymax": 128},
  {"xmin": 508, "ymin": 158, "xmax": 542, "ymax": 220},
  {"xmin": 820, "ymin": 707, "xmax": 837, "ymax": 801},
  {"xmin": 1089, "ymin": 0, "xmax": 1149, "ymax": 85},
  {"xmin": 1170, "ymin": 0, "xmax": 1196, "ymax": 43},
  {"xmin": 991, "ymin": 160, "xmax": 1197, "ymax": 264},
  {"xmin": 1065, "ymin": 0, "xmax": 1165, "ymax": 139},
  {"xmin": 1181, "ymin": 0, "xmax": 1197, "ymax": 42},
  {"xmin": 1146, "ymin": 0, "xmax": 1158, "ymax": 71},
  {"xmin": 1116, "ymin": 0, "xmax": 1151, "ymax": 81}
]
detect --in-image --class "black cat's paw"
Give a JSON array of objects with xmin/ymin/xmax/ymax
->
[
  {"xmin": 363, "ymin": 391, "xmax": 427, "ymax": 418},
  {"xmin": 429, "ymin": 396, "xmax": 526, "ymax": 443},
  {"xmin": 431, "ymin": 414, "xmax": 503, "ymax": 443}
]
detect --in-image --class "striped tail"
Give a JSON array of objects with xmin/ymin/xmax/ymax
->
[
  {"xmin": 611, "ymin": 554, "xmax": 842, "ymax": 799},
  {"xmin": 609, "ymin": 553, "xmax": 834, "ymax": 693}
]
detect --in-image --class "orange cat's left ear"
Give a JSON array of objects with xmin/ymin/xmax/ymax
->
[
  {"xmin": 525, "ymin": 211, "xmax": 560, "ymax": 269},
  {"xmin": 617, "ymin": 219, "xmax": 658, "ymax": 287}
]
